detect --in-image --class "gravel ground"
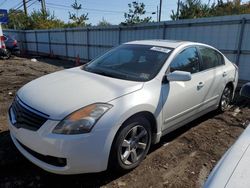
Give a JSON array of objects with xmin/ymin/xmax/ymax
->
[{"xmin": 0, "ymin": 57, "xmax": 249, "ymax": 188}]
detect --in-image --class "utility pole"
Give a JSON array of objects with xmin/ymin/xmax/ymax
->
[
  {"xmin": 23, "ymin": 0, "xmax": 27, "ymax": 16},
  {"xmin": 157, "ymin": 5, "xmax": 159, "ymax": 22},
  {"xmin": 39, "ymin": 0, "xmax": 46, "ymax": 15},
  {"xmin": 159, "ymin": 0, "xmax": 162, "ymax": 22},
  {"xmin": 176, "ymin": 0, "xmax": 180, "ymax": 20}
]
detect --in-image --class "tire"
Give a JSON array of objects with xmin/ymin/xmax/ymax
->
[
  {"xmin": 219, "ymin": 86, "xmax": 233, "ymax": 112},
  {"xmin": 109, "ymin": 116, "xmax": 152, "ymax": 171},
  {"xmin": 1, "ymin": 49, "xmax": 11, "ymax": 60}
]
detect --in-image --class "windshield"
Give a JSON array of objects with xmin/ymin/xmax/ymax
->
[{"xmin": 83, "ymin": 44, "xmax": 172, "ymax": 81}]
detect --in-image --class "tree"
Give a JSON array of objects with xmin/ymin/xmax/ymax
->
[
  {"xmin": 122, "ymin": 1, "xmax": 152, "ymax": 25},
  {"xmin": 211, "ymin": 0, "xmax": 250, "ymax": 17},
  {"xmin": 171, "ymin": 0, "xmax": 211, "ymax": 20},
  {"xmin": 68, "ymin": 0, "xmax": 89, "ymax": 27},
  {"xmin": 6, "ymin": 9, "xmax": 32, "ymax": 29},
  {"xmin": 171, "ymin": 0, "xmax": 250, "ymax": 20},
  {"xmin": 97, "ymin": 17, "xmax": 112, "ymax": 26},
  {"xmin": 29, "ymin": 10, "xmax": 65, "ymax": 29},
  {"xmin": 6, "ymin": 9, "xmax": 64, "ymax": 30}
]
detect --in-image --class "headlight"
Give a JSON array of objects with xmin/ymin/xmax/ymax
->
[{"xmin": 53, "ymin": 103, "xmax": 112, "ymax": 135}]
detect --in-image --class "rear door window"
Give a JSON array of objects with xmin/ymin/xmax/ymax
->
[
  {"xmin": 198, "ymin": 47, "xmax": 224, "ymax": 71},
  {"xmin": 216, "ymin": 52, "xmax": 225, "ymax": 66}
]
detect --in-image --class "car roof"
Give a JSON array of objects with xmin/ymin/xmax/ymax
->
[{"xmin": 125, "ymin": 40, "xmax": 190, "ymax": 49}]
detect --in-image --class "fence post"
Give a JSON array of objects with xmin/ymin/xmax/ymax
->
[
  {"xmin": 22, "ymin": 30, "xmax": 27, "ymax": 54},
  {"xmin": 162, "ymin": 22, "xmax": 166, "ymax": 39},
  {"xmin": 48, "ymin": 30, "xmax": 51, "ymax": 55},
  {"xmin": 118, "ymin": 26, "xmax": 121, "ymax": 45},
  {"xmin": 64, "ymin": 29, "xmax": 68, "ymax": 59},
  {"xmin": 236, "ymin": 18, "xmax": 246, "ymax": 66},
  {"xmin": 86, "ymin": 28, "xmax": 90, "ymax": 61},
  {"xmin": 34, "ymin": 31, "xmax": 38, "ymax": 55}
]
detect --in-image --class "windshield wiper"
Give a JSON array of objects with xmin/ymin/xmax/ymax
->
[{"xmin": 88, "ymin": 69, "xmax": 126, "ymax": 79}]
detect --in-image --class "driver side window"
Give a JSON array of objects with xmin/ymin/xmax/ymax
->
[{"xmin": 170, "ymin": 47, "xmax": 200, "ymax": 74}]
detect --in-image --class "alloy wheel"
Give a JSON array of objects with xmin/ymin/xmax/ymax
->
[
  {"xmin": 221, "ymin": 87, "xmax": 232, "ymax": 111},
  {"xmin": 119, "ymin": 125, "xmax": 149, "ymax": 165}
]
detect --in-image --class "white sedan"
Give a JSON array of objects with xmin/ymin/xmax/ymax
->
[{"xmin": 8, "ymin": 40, "xmax": 238, "ymax": 174}]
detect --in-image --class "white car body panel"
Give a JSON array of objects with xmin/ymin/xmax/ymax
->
[
  {"xmin": 8, "ymin": 40, "xmax": 238, "ymax": 174},
  {"xmin": 17, "ymin": 68, "xmax": 143, "ymax": 120},
  {"xmin": 205, "ymin": 125, "xmax": 250, "ymax": 188}
]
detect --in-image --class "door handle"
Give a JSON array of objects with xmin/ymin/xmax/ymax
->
[
  {"xmin": 197, "ymin": 82, "xmax": 204, "ymax": 89},
  {"xmin": 223, "ymin": 72, "xmax": 227, "ymax": 77}
]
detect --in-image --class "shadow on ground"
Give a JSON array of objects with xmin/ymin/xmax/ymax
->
[{"xmin": 0, "ymin": 109, "xmax": 220, "ymax": 188}]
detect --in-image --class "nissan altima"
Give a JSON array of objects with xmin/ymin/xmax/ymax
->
[{"xmin": 8, "ymin": 40, "xmax": 238, "ymax": 174}]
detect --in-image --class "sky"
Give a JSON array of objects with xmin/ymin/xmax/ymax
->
[{"xmin": 0, "ymin": 0, "xmax": 249, "ymax": 25}]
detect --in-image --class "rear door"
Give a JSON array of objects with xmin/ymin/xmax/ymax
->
[{"xmin": 197, "ymin": 46, "xmax": 226, "ymax": 110}]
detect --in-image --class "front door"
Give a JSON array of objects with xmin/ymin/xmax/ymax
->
[{"xmin": 161, "ymin": 46, "xmax": 206, "ymax": 131}]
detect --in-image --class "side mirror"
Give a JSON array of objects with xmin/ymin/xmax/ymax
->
[
  {"xmin": 240, "ymin": 83, "xmax": 250, "ymax": 99},
  {"xmin": 166, "ymin": 71, "xmax": 191, "ymax": 82}
]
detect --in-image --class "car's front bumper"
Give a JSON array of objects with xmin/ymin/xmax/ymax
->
[{"xmin": 8, "ymin": 117, "xmax": 111, "ymax": 174}]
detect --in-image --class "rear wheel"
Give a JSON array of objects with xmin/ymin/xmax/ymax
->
[
  {"xmin": 109, "ymin": 117, "xmax": 151, "ymax": 171},
  {"xmin": 219, "ymin": 86, "xmax": 233, "ymax": 112},
  {"xmin": 1, "ymin": 49, "xmax": 11, "ymax": 59}
]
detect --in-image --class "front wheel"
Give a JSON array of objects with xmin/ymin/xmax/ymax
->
[
  {"xmin": 219, "ymin": 86, "xmax": 233, "ymax": 112},
  {"xmin": 109, "ymin": 117, "xmax": 151, "ymax": 171}
]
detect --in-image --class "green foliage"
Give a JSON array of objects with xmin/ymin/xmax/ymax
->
[
  {"xmin": 6, "ymin": 9, "xmax": 32, "ymax": 29},
  {"xmin": 6, "ymin": 0, "xmax": 90, "ymax": 30},
  {"xmin": 171, "ymin": 0, "xmax": 211, "ymax": 20},
  {"xmin": 97, "ymin": 18, "xmax": 112, "ymax": 27},
  {"xmin": 171, "ymin": 0, "xmax": 250, "ymax": 20},
  {"xmin": 68, "ymin": 0, "xmax": 89, "ymax": 27},
  {"xmin": 29, "ymin": 10, "xmax": 65, "ymax": 29},
  {"xmin": 122, "ymin": 1, "xmax": 152, "ymax": 25},
  {"xmin": 6, "ymin": 9, "xmax": 65, "ymax": 29},
  {"xmin": 211, "ymin": 0, "xmax": 250, "ymax": 17}
]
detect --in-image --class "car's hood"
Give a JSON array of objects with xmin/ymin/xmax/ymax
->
[
  {"xmin": 225, "ymin": 142, "xmax": 250, "ymax": 188},
  {"xmin": 204, "ymin": 124, "xmax": 250, "ymax": 188},
  {"xmin": 17, "ymin": 67, "xmax": 143, "ymax": 120}
]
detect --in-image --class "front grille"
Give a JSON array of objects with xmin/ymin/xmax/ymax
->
[
  {"xmin": 9, "ymin": 97, "xmax": 48, "ymax": 131},
  {"xmin": 17, "ymin": 139, "xmax": 67, "ymax": 167}
]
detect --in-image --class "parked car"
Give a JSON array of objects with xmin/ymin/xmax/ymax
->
[
  {"xmin": 0, "ymin": 34, "xmax": 19, "ymax": 59},
  {"xmin": 8, "ymin": 40, "xmax": 238, "ymax": 174},
  {"xmin": 3, "ymin": 34, "xmax": 19, "ymax": 55},
  {"xmin": 204, "ymin": 83, "xmax": 250, "ymax": 188}
]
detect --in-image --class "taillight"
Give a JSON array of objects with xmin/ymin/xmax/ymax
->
[
  {"xmin": 13, "ymin": 40, "xmax": 17, "ymax": 46},
  {"xmin": 0, "ymin": 36, "xmax": 6, "ymax": 49}
]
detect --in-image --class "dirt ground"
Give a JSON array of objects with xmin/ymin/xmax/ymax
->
[{"xmin": 0, "ymin": 57, "xmax": 249, "ymax": 188}]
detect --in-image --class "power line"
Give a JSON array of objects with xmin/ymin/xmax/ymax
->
[
  {"xmin": 46, "ymin": 5, "xmax": 121, "ymax": 15},
  {"xmin": 9, "ymin": 1, "xmax": 23, "ymax": 10},
  {"xmin": 46, "ymin": 2, "xmax": 124, "ymax": 13},
  {"xmin": 27, "ymin": 0, "xmax": 38, "ymax": 9},
  {"xmin": 0, "ymin": 0, "xmax": 8, "ymax": 7},
  {"xmin": 8, "ymin": 0, "xmax": 37, "ymax": 16},
  {"xmin": 46, "ymin": 2, "xmax": 156, "ymax": 14},
  {"xmin": 13, "ymin": 0, "xmax": 34, "ymax": 11}
]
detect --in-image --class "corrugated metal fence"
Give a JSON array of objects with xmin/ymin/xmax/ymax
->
[{"xmin": 4, "ymin": 14, "xmax": 250, "ymax": 81}]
